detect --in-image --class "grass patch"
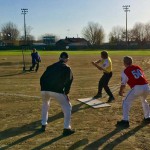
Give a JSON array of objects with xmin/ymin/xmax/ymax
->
[{"xmin": 0, "ymin": 50, "xmax": 150, "ymax": 56}]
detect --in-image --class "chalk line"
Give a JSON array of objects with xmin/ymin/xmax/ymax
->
[{"xmin": 0, "ymin": 92, "xmax": 41, "ymax": 99}]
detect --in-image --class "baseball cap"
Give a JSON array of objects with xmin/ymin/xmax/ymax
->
[{"xmin": 60, "ymin": 52, "xmax": 69, "ymax": 59}]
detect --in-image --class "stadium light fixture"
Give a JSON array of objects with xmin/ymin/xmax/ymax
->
[
  {"xmin": 122, "ymin": 5, "xmax": 130, "ymax": 49},
  {"xmin": 21, "ymin": 8, "xmax": 28, "ymax": 42}
]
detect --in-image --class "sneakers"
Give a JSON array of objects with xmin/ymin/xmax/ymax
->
[
  {"xmin": 62, "ymin": 129, "xmax": 75, "ymax": 136},
  {"xmin": 143, "ymin": 117, "xmax": 150, "ymax": 123},
  {"xmin": 40, "ymin": 125, "xmax": 46, "ymax": 132},
  {"xmin": 116, "ymin": 120, "xmax": 129, "ymax": 128},
  {"xmin": 93, "ymin": 94, "xmax": 102, "ymax": 99},
  {"xmin": 107, "ymin": 97, "xmax": 115, "ymax": 103}
]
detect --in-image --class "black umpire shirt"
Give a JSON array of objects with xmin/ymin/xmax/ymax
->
[{"xmin": 40, "ymin": 60, "xmax": 73, "ymax": 94}]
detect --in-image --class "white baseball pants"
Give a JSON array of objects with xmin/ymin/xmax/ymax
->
[
  {"xmin": 41, "ymin": 91, "xmax": 72, "ymax": 129},
  {"xmin": 122, "ymin": 84, "xmax": 150, "ymax": 121}
]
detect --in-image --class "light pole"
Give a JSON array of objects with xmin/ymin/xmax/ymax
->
[
  {"xmin": 123, "ymin": 5, "xmax": 130, "ymax": 48},
  {"xmin": 21, "ymin": 8, "xmax": 28, "ymax": 71},
  {"xmin": 21, "ymin": 8, "xmax": 28, "ymax": 42}
]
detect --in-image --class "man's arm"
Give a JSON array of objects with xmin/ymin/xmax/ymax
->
[
  {"xmin": 91, "ymin": 61, "xmax": 108, "ymax": 72},
  {"xmin": 94, "ymin": 59, "xmax": 101, "ymax": 64},
  {"xmin": 119, "ymin": 85, "xmax": 126, "ymax": 96},
  {"xmin": 119, "ymin": 71, "xmax": 128, "ymax": 96},
  {"xmin": 64, "ymin": 67, "xmax": 73, "ymax": 95}
]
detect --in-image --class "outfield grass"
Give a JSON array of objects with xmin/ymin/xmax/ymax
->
[
  {"xmin": 0, "ymin": 52, "xmax": 150, "ymax": 149},
  {"xmin": 0, "ymin": 50, "xmax": 150, "ymax": 56}
]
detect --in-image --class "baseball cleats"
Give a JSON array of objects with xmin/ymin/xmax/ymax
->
[
  {"xmin": 63, "ymin": 129, "xmax": 75, "ymax": 136},
  {"xmin": 107, "ymin": 96, "xmax": 115, "ymax": 103},
  {"xmin": 116, "ymin": 120, "xmax": 129, "ymax": 128},
  {"xmin": 93, "ymin": 94, "xmax": 102, "ymax": 99},
  {"xmin": 40, "ymin": 125, "xmax": 46, "ymax": 132}
]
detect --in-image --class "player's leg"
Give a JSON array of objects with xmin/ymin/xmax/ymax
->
[
  {"xmin": 54, "ymin": 93, "xmax": 72, "ymax": 129},
  {"xmin": 30, "ymin": 63, "xmax": 36, "ymax": 71},
  {"xmin": 140, "ymin": 85, "xmax": 150, "ymax": 121},
  {"xmin": 122, "ymin": 89, "xmax": 137, "ymax": 121},
  {"xmin": 103, "ymin": 72, "xmax": 115, "ymax": 102},
  {"xmin": 41, "ymin": 91, "xmax": 51, "ymax": 131},
  {"xmin": 93, "ymin": 75, "xmax": 105, "ymax": 98},
  {"xmin": 51, "ymin": 92, "xmax": 75, "ymax": 135},
  {"xmin": 35, "ymin": 62, "xmax": 39, "ymax": 72},
  {"xmin": 141, "ymin": 97, "xmax": 150, "ymax": 119},
  {"xmin": 116, "ymin": 88, "xmax": 136, "ymax": 127}
]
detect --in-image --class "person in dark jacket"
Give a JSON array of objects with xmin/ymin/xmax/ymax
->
[
  {"xmin": 30, "ymin": 48, "xmax": 41, "ymax": 72},
  {"xmin": 40, "ymin": 52, "xmax": 75, "ymax": 136}
]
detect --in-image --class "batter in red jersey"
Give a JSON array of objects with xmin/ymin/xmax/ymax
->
[{"xmin": 116, "ymin": 56, "xmax": 150, "ymax": 128}]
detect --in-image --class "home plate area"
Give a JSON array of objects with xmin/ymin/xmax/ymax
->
[{"xmin": 77, "ymin": 97, "xmax": 111, "ymax": 108}]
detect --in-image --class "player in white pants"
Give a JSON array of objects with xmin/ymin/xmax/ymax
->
[
  {"xmin": 117, "ymin": 56, "xmax": 150, "ymax": 128},
  {"xmin": 122, "ymin": 84, "xmax": 150, "ymax": 121},
  {"xmin": 41, "ymin": 91, "xmax": 72, "ymax": 129},
  {"xmin": 40, "ymin": 52, "xmax": 75, "ymax": 136}
]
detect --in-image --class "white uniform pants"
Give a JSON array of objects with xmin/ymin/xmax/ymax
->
[
  {"xmin": 122, "ymin": 84, "xmax": 150, "ymax": 121},
  {"xmin": 41, "ymin": 91, "xmax": 72, "ymax": 129}
]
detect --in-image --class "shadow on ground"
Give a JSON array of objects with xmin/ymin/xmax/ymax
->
[
  {"xmin": 0, "ymin": 102, "xmax": 86, "ymax": 149},
  {"xmin": 83, "ymin": 123, "xmax": 148, "ymax": 150}
]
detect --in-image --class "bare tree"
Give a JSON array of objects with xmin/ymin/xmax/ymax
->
[
  {"xmin": 82, "ymin": 22, "xmax": 105, "ymax": 45},
  {"xmin": 20, "ymin": 26, "xmax": 35, "ymax": 41},
  {"xmin": 20, "ymin": 35, "xmax": 35, "ymax": 41},
  {"xmin": 130, "ymin": 22, "xmax": 150, "ymax": 43},
  {"xmin": 0, "ymin": 32, "xmax": 2, "ymax": 40},
  {"xmin": 1, "ymin": 22, "xmax": 20, "ymax": 40},
  {"xmin": 130, "ymin": 22, "xmax": 145, "ymax": 42},
  {"xmin": 109, "ymin": 26, "xmax": 125, "ymax": 43},
  {"xmin": 144, "ymin": 22, "xmax": 150, "ymax": 42}
]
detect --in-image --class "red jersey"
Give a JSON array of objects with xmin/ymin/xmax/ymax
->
[{"xmin": 124, "ymin": 65, "xmax": 148, "ymax": 88}]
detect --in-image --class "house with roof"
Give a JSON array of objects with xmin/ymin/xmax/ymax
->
[{"xmin": 56, "ymin": 37, "xmax": 89, "ymax": 49}]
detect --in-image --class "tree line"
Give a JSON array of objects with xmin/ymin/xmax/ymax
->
[{"xmin": 1, "ymin": 21, "xmax": 150, "ymax": 46}]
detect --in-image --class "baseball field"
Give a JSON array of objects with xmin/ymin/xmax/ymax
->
[{"xmin": 0, "ymin": 50, "xmax": 150, "ymax": 150}]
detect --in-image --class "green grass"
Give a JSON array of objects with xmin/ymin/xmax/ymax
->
[{"xmin": 0, "ymin": 50, "xmax": 150, "ymax": 56}]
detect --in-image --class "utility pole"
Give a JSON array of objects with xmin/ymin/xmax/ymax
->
[
  {"xmin": 123, "ymin": 5, "xmax": 130, "ymax": 49},
  {"xmin": 21, "ymin": 8, "xmax": 28, "ymax": 71}
]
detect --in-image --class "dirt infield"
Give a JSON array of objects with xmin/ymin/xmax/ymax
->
[{"xmin": 0, "ymin": 53, "xmax": 150, "ymax": 150}]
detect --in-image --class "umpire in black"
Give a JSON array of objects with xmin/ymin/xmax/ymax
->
[{"xmin": 40, "ymin": 52, "xmax": 75, "ymax": 136}]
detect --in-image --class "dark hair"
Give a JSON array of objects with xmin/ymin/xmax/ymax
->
[
  {"xmin": 101, "ymin": 51, "xmax": 108, "ymax": 59},
  {"xmin": 60, "ymin": 52, "xmax": 69, "ymax": 59},
  {"xmin": 123, "ymin": 56, "xmax": 133, "ymax": 65}
]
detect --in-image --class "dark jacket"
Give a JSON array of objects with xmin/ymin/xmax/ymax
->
[
  {"xmin": 40, "ymin": 60, "xmax": 73, "ymax": 94},
  {"xmin": 31, "ymin": 52, "xmax": 41, "ymax": 64}
]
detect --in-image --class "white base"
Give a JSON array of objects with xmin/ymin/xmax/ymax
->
[{"xmin": 77, "ymin": 97, "xmax": 111, "ymax": 108}]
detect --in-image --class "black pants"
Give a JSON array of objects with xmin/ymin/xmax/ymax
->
[
  {"xmin": 30, "ymin": 62, "xmax": 39, "ymax": 72},
  {"xmin": 98, "ymin": 72, "xmax": 114, "ymax": 97}
]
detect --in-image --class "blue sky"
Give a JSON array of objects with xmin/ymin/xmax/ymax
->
[{"xmin": 0, "ymin": 0, "xmax": 150, "ymax": 41}]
